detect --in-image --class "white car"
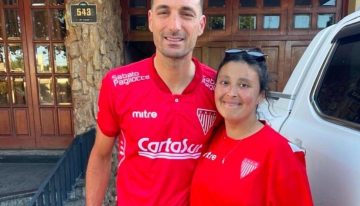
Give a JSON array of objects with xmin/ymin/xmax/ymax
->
[{"xmin": 260, "ymin": 9, "xmax": 360, "ymax": 206}]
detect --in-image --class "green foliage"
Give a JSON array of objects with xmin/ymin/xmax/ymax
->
[
  {"xmin": 209, "ymin": 16, "xmax": 225, "ymax": 30},
  {"xmin": 239, "ymin": 16, "xmax": 256, "ymax": 30}
]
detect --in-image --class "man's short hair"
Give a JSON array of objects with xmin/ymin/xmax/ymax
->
[{"xmin": 150, "ymin": 0, "xmax": 204, "ymax": 13}]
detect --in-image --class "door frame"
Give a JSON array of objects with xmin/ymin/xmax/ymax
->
[{"xmin": 0, "ymin": 0, "xmax": 73, "ymax": 149}]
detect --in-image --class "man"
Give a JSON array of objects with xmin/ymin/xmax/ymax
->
[{"xmin": 86, "ymin": 0, "xmax": 219, "ymax": 205}]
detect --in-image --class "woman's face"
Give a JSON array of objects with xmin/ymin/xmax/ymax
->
[{"xmin": 215, "ymin": 61, "xmax": 263, "ymax": 123}]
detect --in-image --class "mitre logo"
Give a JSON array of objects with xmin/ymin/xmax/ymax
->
[
  {"xmin": 197, "ymin": 108, "xmax": 217, "ymax": 135},
  {"xmin": 132, "ymin": 110, "xmax": 158, "ymax": 119}
]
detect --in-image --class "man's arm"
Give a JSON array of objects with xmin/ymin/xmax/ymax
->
[{"xmin": 85, "ymin": 125, "xmax": 116, "ymax": 206}]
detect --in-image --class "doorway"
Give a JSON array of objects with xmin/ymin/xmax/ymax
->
[{"xmin": 0, "ymin": 0, "xmax": 73, "ymax": 148}]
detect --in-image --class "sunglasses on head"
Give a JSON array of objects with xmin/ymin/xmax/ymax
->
[{"xmin": 225, "ymin": 48, "xmax": 267, "ymax": 60}]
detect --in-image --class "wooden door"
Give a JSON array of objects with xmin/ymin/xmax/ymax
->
[
  {"xmin": 197, "ymin": 0, "xmax": 344, "ymax": 91},
  {"xmin": 0, "ymin": 0, "xmax": 73, "ymax": 149},
  {"xmin": 121, "ymin": 0, "xmax": 346, "ymax": 91}
]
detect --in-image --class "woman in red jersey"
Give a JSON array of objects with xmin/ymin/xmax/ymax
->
[{"xmin": 190, "ymin": 48, "xmax": 313, "ymax": 206}]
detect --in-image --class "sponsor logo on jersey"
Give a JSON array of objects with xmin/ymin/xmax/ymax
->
[
  {"xmin": 197, "ymin": 109, "xmax": 217, "ymax": 135},
  {"xmin": 202, "ymin": 76, "xmax": 215, "ymax": 91},
  {"xmin": 240, "ymin": 158, "xmax": 259, "ymax": 179},
  {"xmin": 203, "ymin": 151, "xmax": 217, "ymax": 161},
  {"xmin": 132, "ymin": 110, "xmax": 158, "ymax": 119},
  {"xmin": 112, "ymin": 72, "xmax": 150, "ymax": 86},
  {"xmin": 138, "ymin": 137, "xmax": 203, "ymax": 159}
]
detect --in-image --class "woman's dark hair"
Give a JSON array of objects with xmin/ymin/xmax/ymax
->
[{"xmin": 216, "ymin": 48, "xmax": 270, "ymax": 100}]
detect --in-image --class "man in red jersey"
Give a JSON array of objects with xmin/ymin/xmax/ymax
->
[{"xmin": 85, "ymin": 0, "xmax": 220, "ymax": 205}]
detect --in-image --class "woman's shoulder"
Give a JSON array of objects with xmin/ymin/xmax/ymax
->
[
  {"xmin": 261, "ymin": 123, "xmax": 306, "ymax": 163},
  {"xmin": 261, "ymin": 123, "xmax": 298, "ymax": 153}
]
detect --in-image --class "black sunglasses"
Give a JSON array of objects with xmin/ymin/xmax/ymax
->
[{"xmin": 225, "ymin": 48, "xmax": 267, "ymax": 60}]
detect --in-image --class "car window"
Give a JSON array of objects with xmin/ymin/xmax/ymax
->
[{"xmin": 313, "ymin": 33, "xmax": 360, "ymax": 129}]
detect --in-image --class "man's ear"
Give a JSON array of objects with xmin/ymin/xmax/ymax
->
[
  {"xmin": 148, "ymin": 10, "xmax": 153, "ymax": 32},
  {"xmin": 198, "ymin": 15, "xmax": 206, "ymax": 36}
]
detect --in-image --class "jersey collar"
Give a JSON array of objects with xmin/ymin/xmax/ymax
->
[{"xmin": 149, "ymin": 54, "xmax": 203, "ymax": 95}]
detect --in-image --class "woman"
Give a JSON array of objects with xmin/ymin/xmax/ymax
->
[{"xmin": 190, "ymin": 48, "xmax": 313, "ymax": 206}]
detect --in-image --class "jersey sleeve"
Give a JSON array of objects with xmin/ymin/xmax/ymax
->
[
  {"xmin": 267, "ymin": 142, "xmax": 314, "ymax": 206},
  {"xmin": 97, "ymin": 73, "xmax": 120, "ymax": 137},
  {"xmin": 288, "ymin": 142, "xmax": 307, "ymax": 166}
]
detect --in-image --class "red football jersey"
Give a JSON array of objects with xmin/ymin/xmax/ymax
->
[
  {"xmin": 190, "ymin": 123, "xmax": 313, "ymax": 206},
  {"xmin": 97, "ymin": 56, "xmax": 220, "ymax": 206}
]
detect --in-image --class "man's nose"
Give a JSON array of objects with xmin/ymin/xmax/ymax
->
[{"xmin": 168, "ymin": 14, "xmax": 181, "ymax": 31}]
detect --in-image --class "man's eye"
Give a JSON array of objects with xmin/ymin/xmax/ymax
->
[
  {"xmin": 157, "ymin": 10, "xmax": 168, "ymax": 15},
  {"xmin": 182, "ymin": 12, "xmax": 194, "ymax": 17},
  {"xmin": 239, "ymin": 83, "xmax": 249, "ymax": 88}
]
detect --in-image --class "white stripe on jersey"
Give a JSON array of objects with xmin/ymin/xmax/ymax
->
[
  {"xmin": 139, "ymin": 151, "xmax": 201, "ymax": 159},
  {"xmin": 288, "ymin": 142, "xmax": 305, "ymax": 153}
]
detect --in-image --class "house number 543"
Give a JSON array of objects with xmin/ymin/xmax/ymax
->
[{"xmin": 76, "ymin": 8, "xmax": 91, "ymax": 16}]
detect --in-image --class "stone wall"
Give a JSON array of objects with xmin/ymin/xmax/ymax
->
[
  {"xmin": 65, "ymin": 1, "xmax": 123, "ymax": 204},
  {"xmin": 65, "ymin": 0, "xmax": 124, "ymax": 135}
]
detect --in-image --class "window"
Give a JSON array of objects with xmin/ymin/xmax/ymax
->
[
  {"xmin": 314, "ymin": 33, "xmax": 360, "ymax": 128},
  {"xmin": 263, "ymin": 15, "xmax": 280, "ymax": 29},
  {"xmin": 130, "ymin": 0, "xmax": 146, "ymax": 8},
  {"xmin": 239, "ymin": 15, "xmax": 256, "ymax": 30},
  {"xmin": 319, "ymin": 0, "xmax": 336, "ymax": 6},
  {"xmin": 294, "ymin": 14, "xmax": 311, "ymax": 29},
  {"xmin": 239, "ymin": 0, "xmax": 256, "ymax": 7},
  {"xmin": 121, "ymin": 0, "xmax": 342, "ymax": 40},
  {"xmin": 0, "ymin": 76, "xmax": 8, "ymax": 105},
  {"xmin": 317, "ymin": 14, "xmax": 335, "ymax": 28},
  {"xmin": 264, "ymin": 0, "xmax": 280, "ymax": 7},
  {"xmin": 0, "ymin": 46, "xmax": 4, "ymax": 73},
  {"xmin": 32, "ymin": 0, "xmax": 46, "ymax": 6},
  {"xmin": 130, "ymin": 15, "xmax": 148, "ymax": 31},
  {"xmin": 295, "ymin": 0, "xmax": 311, "ymax": 6},
  {"xmin": 208, "ymin": 15, "xmax": 226, "ymax": 30},
  {"xmin": 5, "ymin": 9, "xmax": 21, "ymax": 40},
  {"xmin": 208, "ymin": 0, "xmax": 225, "ymax": 7}
]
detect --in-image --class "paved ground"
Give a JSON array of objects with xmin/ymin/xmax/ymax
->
[
  {"xmin": 0, "ymin": 162, "xmax": 56, "ymax": 196},
  {"xmin": 0, "ymin": 150, "xmax": 63, "ymax": 198}
]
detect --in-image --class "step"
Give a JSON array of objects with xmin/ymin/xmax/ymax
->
[
  {"xmin": 0, "ymin": 191, "xmax": 35, "ymax": 206},
  {"xmin": 63, "ymin": 198, "xmax": 85, "ymax": 206},
  {"xmin": 64, "ymin": 178, "xmax": 85, "ymax": 206},
  {"xmin": 67, "ymin": 179, "xmax": 85, "ymax": 200},
  {"xmin": 0, "ymin": 150, "xmax": 64, "ymax": 163},
  {"xmin": 0, "ymin": 150, "xmax": 64, "ymax": 204}
]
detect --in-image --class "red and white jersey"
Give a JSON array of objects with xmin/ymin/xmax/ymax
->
[
  {"xmin": 190, "ymin": 123, "xmax": 313, "ymax": 206},
  {"xmin": 97, "ymin": 56, "xmax": 220, "ymax": 206}
]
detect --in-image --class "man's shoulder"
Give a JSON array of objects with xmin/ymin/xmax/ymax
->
[
  {"xmin": 108, "ymin": 57, "xmax": 152, "ymax": 75},
  {"xmin": 195, "ymin": 59, "xmax": 217, "ymax": 79},
  {"xmin": 102, "ymin": 57, "xmax": 152, "ymax": 87}
]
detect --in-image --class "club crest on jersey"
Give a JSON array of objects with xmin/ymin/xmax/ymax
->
[
  {"xmin": 197, "ymin": 109, "xmax": 217, "ymax": 135},
  {"xmin": 240, "ymin": 158, "xmax": 259, "ymax": 179}
]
